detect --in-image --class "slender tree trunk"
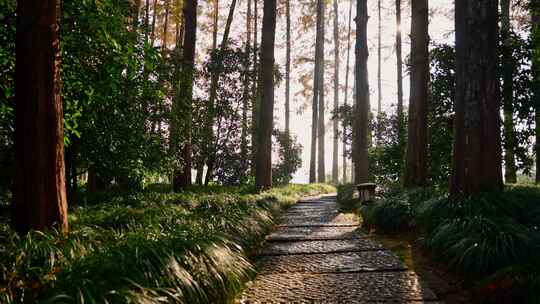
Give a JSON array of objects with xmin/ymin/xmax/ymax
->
[
  {"xmin": 396, "ymin": 0, "xmax": 405, "ymax": 154},
  {"xmin": 196, "ymin": 0, "xmax": 219, "ymax": 185},
  {"xmin": 332, "ymin": 0, "xmax": 339, "ymax": 184},
  {"xmin": 310, "ymin": 0, "xmax": 323, "ymax": 184},
  {"xmin": 133, "ymin": 0, "xmax": 142, "ymax": 28},
  {"xmin": 203, "ymin": 0, "xmax": 237, "ymax": 185},
  {"xmin": 317, "ymin": 0, "xmax": 326, "ymax": 183},
  {"xmin": 241, "ymin": 0, "xmax": 252, "ymax": 164},
  {"xmin": 65, "ymin": 145, "xmax": 78, "ymax": 207},
  {"xmin": 213, "ymin": 0, "xmax": 219, "ymax": 50},
  {"xmin": 532, "ymin": 3, "xmax": 540, "ymax": 183},
  {"xmin": 343, "ymin": 0, "xmax": 353, "ymax": 184},
  {"xmin": 252, "ymin": 0, "xmax": 260, "ymax": 176},
  {"xmin": 404, "ymin": 0, "xmax": 429, "ymax": 187},
  {"xmin": 255, "ymin": 0, "xmax": 277, "ymax": 190},
  {"xmin": 353, "ymin": 0, "xmax": 370, "ymax": 183},
  {"xmin": 13, "ymin": 0, "xmax": 68, "ymax": 234},
  {"xmin": 70, "ymin": 159, "xmax": 77, "ymax": 207},
  {"xmin": 163, "ymin": 0, "xmax": 170, "ymax": 53},
  {"xmin": 377, "ymin": 0, "xmax": 382, "ymax": 116},
  {"xmin": 145, "ymin": 0, "xmax": 150, "ymax": 42},
  {"xmin": 451, "ymin": 0, "xmax": 503, "ymax": 195},
  {"xmin": 501, "ymin": 0, "xmax": 517, "ymax": 183},
  {"xmin": 285, "ymin": 0, "xmax": 291, "ymax": 134},
  {"xmin": 151, "ymin": 0, "xmax": 158, "ymax": 46},
  {"xmin": 172, "ymin": 0, "xmax": 197, "ymax": 191}
]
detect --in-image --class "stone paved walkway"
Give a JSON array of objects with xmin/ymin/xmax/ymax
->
[{"xmin": 239, "ymin": 195, "xmax": 441, "ymax": 303}]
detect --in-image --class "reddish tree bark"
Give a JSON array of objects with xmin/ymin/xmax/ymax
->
[
  {"xmin": 404, "ymin": 0, "xmax": 429, "ymax": 187},
  {"xmin": 12, "ymin": 0, "xmax": 68, "ymax": 233},
  {"xmin": 451, "ymin": 0, "xmax": 503, "ymax": 194},
  {"xmin": 255, "ymin": 0, "xmax": 276, "ymax": 190}
]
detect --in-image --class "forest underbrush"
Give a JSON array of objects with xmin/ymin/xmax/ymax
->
[
  {"xmin": 0, "ymin": 183, "xmax": 334, "ymax": 303},
  {"xmin": 338, "ymin": 183, "xmax": 540, "ymax": 304}
]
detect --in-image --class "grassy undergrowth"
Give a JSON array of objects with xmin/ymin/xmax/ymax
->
[
  {"xmin": 338, "ymin": 183, "xmax": 540, "ymax": 303},
  {"xmin": 0, "ymin": 183, "xmax": 334, "ymax": 303}
]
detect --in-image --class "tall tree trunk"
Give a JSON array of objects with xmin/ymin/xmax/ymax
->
[
  {"xmin": 285, "ymin": 0, "xmax": 291, "ymax": 134},
  {"xmin": 310, "ymin": 0, "xmax": 323, "ymax": 184},
  {"xmin": 396, "ymin": 0, "xmax": 405, "ymax": 154},
  {"xmin": 150, "ymin": 0, "xmax": 158, "ymax": 46},
  {"xmin": 501, "ymin": 0, "xmax": 517, "ymax": 183},
  {"xmin": 332, "ymin": 0, "xmax": 339, "ymax": 184},
  {"xmin": 532, "ymin": 2, "xmax": 540, "ymax": 183},
  {"xmin": 176, "ymin": 7, "xmax": 185, "ymax": 48},
  {"xmin": 172, "ymin": 0, "xmax": 197, "ymax": 191},
  {"xmin": 163, "ymin": 0, "xmax": 170, "ymax": 53},
  {"xmin": 64, "ymin": 145, "xmax": 78, "ymax": 207},
  {"xmin": 317, "ymin": 0, "xmax": 326, "ymax": 183},
  {"xmin": 404, "ymin": 0, "xmax": 429, "ymax": 187},
  {"xmin": 343, "ymin": 0, "xmax": 353, "ymax": 184},
  {"xmin": 353, "ymin": 0, "xmax": 370, "ymax": 183},
  {"xmin": 13, "ymin": 0, "xmax": 68, "ymax": 234},
  {"xmin": 145, "ymin": 0, "xmax": 150, "ymax": 42},
  {"xmin": 203, "ymin": 0, "xmax": 237, "ymax": 185},
  {"xmin": 252, "ymin": 0, "xmax": 260, "ymax": 177},
  {"xmin": 241, "ymin": 0, "xmax": 252, "ymax": 164},
  {"xmin": 196, "ymin": 0, "xmax": 219, "ymax": 185},
  {"xmin": 213, "ymin": 0, "xmax": 219, "ymax": 50},
  {"xmin": 451, "ymin": 0, "xmax": 503, "ymax": 195},
  {"xmin": 255, "ymin": 0, "xmax": 277, "ymax": 190},
  {"xmin": 133, "ymin": 0, "xmax": 142, "ymax": 29},
  {"xmin": 377, "ymin": 0, "xmax": 382, "ymax": 116}
]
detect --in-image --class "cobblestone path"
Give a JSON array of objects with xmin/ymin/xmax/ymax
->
[{"xmin": 239, "ymin": 195, "xmax": 441, "ymax": 303}]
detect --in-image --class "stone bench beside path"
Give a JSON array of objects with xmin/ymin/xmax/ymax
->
[{"xmin": 238, "ymin": 195, "xmax": 441, "ymax": 303}]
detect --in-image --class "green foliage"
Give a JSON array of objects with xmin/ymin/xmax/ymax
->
[
  {"xmin": 370, "ymin": 112, "xmax": 404, "ymax": 184},
  {"xmin": 0, "ymin": 184, "xmax": 335, "ymax": 303},
  {"xmin": 61, "ymin": 0, "xmax": 170, "ymax": 190},
  {"xmin": 0, "ymin": 0, "xmax": 15, "ymax": 202},
  {"xmin": 427, "ymin": 39, "xmax": 536, "ymax": 184},
  {"xmin": 199, "ymin": 45, "xmax": 257, "ymax": 185},
  {"xmin": 349, "ymin": 184, "xmax": 540, "ymax": 285},
  {"xmin": 272, "ymin": 130, "xmax": 303, "ymax": 185},
  {"xmin": 427, "ymin": 44, "xmax": 454, "ymax": 185}
]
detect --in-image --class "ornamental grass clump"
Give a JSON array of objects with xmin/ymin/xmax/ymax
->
[{"xmin": 0, "ymin": 184, "xmax": 335, "ymax": 303}]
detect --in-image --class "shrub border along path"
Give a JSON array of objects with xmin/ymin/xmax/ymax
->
[
  {"xmin": 0, "ymin": 184, "xmax": 335, "ymax": 303},
  {"xmin": 238, "ymin": 195, "xmax": 441, "ymax": 303}
]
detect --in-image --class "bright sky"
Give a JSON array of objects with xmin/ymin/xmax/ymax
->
[{"xmin": 195, "ymin": 0, "xmax": 456, "ymax": 183}]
